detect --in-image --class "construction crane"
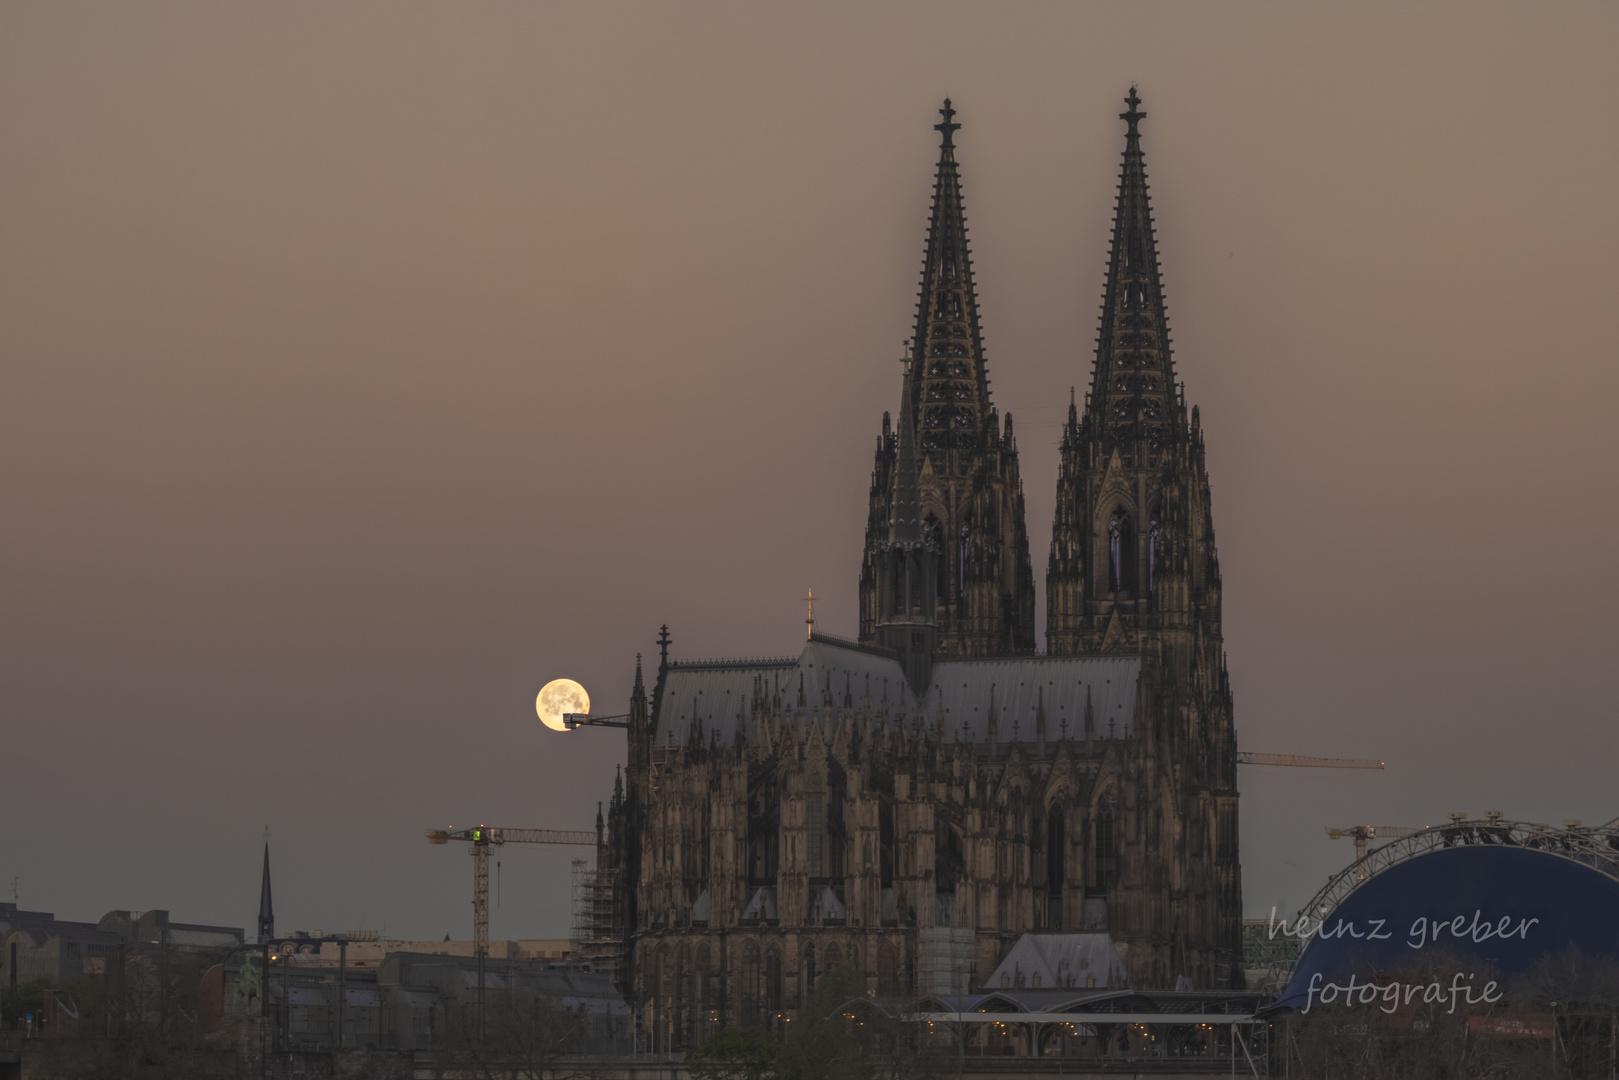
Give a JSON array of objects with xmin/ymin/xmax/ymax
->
[
  {"xmin": 1238, "ymin": 752, "xmax": 1385, "ymax": 769},
  {"xmin": 1325, "ymin": 824, "xmax": 1427, "ymax": 879},
  {"xmin": 564, "ymin": 712, "xmax": 629, "ymax": 730},
  {"xmin": 425, "ymin": 826, "xmax": 597, "ymax": 958}
]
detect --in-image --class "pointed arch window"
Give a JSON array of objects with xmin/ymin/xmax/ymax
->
[
  {"xmin": 805, "ymin": 772, "xmax": 825, "ymax": 879},
  {"xmin": 765, "ymin": 949, "xmax": 783, "ymax": 1015},
  {"xmin": 935, "ymin": 825, "xmax": 964, "ymax": 915},
  {"xmin": 742, "ymin": 944, "xmax": 761, "ymax": 1024},
  {"xmin": 958, "ymin": 520, "xmax": 971, "ymax": 597},
  {"xmin": 1148, "ymin": 517, "xmax": 1161, "ymax": 594},
  {"xmin": 748, "ymin": 783, "xmax": 779, "ymax": 886},
  {"xmin": 1094, "ymin": 802, "xmax": 1118, "ymax": 892},
  {"xmin": 924, "ymin": 515, "xmax": 946, "ymax": 604},
  {"xmin": 1046, "ymin": 804, "xmax": 1066, "ymax": 930},
  {"xmin": 1108, "ymin": 509, "xmax": 1136, "ymax": 594}
]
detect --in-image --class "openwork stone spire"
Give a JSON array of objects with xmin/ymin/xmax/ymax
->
[
  {"xmin": 860, "ymin": 100, "xmax": 1035, "ymax": 659},
  {"xmin": 910, "ymin": 99, "xmax": 993, "ymax": 455},
  {"xmin": 1086, "ymin": 87, "xmax": 1183, "ymax": 450}
]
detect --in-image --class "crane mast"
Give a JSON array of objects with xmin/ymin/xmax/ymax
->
[{"xmin": 425, "ymin": 826, "xmax": 596, "ymax": 958}]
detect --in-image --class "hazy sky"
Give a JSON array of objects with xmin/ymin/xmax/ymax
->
[{"xmin": 3, "ymin": 2, "xmax": 1616, "ymax": 941}]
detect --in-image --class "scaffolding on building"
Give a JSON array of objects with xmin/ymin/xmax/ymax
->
[{"xmin": 570, "ymin": 857, "xmax": 625, "ymax": 983}]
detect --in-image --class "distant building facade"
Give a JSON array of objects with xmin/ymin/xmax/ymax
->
[
  {"xmin": 1, "ymin": 903, "xmax": 242, "ymax": 988},
  {"xmin": 597, "ymin": 91, "xmax": 1242, "ymax": 1050}
]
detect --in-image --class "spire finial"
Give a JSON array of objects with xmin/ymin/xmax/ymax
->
[
  {"xmin": 1121, "ymin": 85, "xmax": 1145, "ymax": 137},
  {"xmin": 935, "ymin": 98, "xmax": 960, "ymax": 149}
]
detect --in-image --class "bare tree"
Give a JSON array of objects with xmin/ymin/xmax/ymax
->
[
  {"xmin": 428, "ymin": 989, "xmax": 589, "ymax": 1080},
  {"xmin": 25, "ymin": 952, "xmax": 242, "ymax": 1080}
]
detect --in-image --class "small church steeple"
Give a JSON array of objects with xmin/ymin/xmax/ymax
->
[{"xmin": 257, "ymin": 841, "xmax": 274, "ymax": 944}]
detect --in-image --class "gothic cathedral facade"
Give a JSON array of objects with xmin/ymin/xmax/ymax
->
[{"xmin": 597, "ymin": 91, "xmax": 1242, "ymax": 1050}]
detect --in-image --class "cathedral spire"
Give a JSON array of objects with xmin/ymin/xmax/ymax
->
[
  {"xmin": 911, "ymin": 98, "xmax": 992, "ymax": 454},
  {"xmin": 1086, "ymin": 86, "xmax": 1182, "ymax": 450},
  {"xmin": 860, "ymin": 101, "xmax": 1035, "ymax": 659}
]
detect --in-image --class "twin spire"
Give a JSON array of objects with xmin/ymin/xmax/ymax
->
[
  {"xmin": 905, "ymin": 90, "xmax": 1176, "ymax": 459},
  {"xmin": 908, "ymin": 99, "xmax": 993, "ymax": 455},
  {"xmin": 1084, "ymin": 86, "xmax": 1181, "ymax": 449}
]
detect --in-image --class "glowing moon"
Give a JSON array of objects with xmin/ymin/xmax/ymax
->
[{"xmin": 537, "ymin": 679, "xmax": 590, "ymax": 732}]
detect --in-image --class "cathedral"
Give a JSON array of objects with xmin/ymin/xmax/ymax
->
[{"xmin": 596, "ymin": 90, "xmax": 1241, "ymax": 1048}]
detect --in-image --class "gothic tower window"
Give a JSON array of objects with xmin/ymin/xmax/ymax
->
[
  {"xmin": 749, "ymin": 783, "xmax": 780, "ymax": 885},
  {"xmin": 878, "ymin": 796, "xmax": 895, "ymax": 887},
  {"xmin": 1094, "ymin": 802, "xmax": 1118, "ymax": 892},
  {"xmin": 958, "ymin": 520, "xmax": 971, "ymax": 597},
  {"xmin": 742, "ymin": 944, "xmax": 761, "ymax": 1024},
  {"xmin": 877, "ymin": 942, "xmax": 899, "ymax": 996},
  {"xmin": 924, "ymin": 516, "xmax": 947, "ymax": 603},
  {"xmin": 765, "ymin": 949, "xmax": 783, "ymax": 1015},
  {"xmin": 1108, "ymin": 509, "xmax": 1136, "ymax": 594},
  {"xmin": 935, "ymin": 826, "xmax": 965, "ymax": 925},
  {"xmin": 826, "ymin": 761, "xmax": 848, "ymax": 882},
  {"xmin": 1046, "ymin": 805, "xmax": 1065, "ymax": 930},
  {"xmin": 805, "ymin": 778, "xmax": 825, "ymax": 879},
  {"xmin": 1148, "ymin": 516, "xmax": 1161, "ymax": 593},
  {"xmin": 803, "ymin": 943, "xmax": 817, "ymax": 995}
]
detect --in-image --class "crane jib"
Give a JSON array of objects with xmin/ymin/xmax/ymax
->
[{"xmin": 426, "ymin": 826, "xmax": 597, "ymax": 846}]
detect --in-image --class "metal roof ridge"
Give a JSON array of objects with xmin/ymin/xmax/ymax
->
[
  {"xmin": 668, "ymin": 656, "xmax": 799, "ymax": 669},
  {"xmin": 933, "ymin": 653, "xmax": 1144, "ymax": 665}
]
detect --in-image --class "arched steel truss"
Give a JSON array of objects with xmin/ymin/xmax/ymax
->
[{"xmin": 1294, "ymin": 816, "xmax": 1619, "ymax": 927}]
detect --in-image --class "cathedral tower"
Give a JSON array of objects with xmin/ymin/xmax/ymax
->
[
  {"xmin": 859, "ymin": 101, "xmax": 1036, "ymax": 659},
  {"xmin": 1047, "ymin": 88, "xmax": 1241, "ymax": 984}
]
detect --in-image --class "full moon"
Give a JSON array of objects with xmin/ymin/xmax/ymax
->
[{"xmin": 536, "ymin": 679, "xmax": 590, "ymax": 732}]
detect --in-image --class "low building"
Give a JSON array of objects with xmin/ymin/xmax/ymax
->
[
  {"xmin": 240, "ymin": 950, "xmax": 629, "ymax": 1053},
  {"xmin": 1, "ymin": 903, "xmax": 242, "ymax": 988}
]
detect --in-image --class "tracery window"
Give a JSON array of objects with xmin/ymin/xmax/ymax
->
[
  {"xmin": 878, "ymin": 796, "xmax": 895, "ymax": 887},
  {"xmin": 805, "ymin": 782, "xmax": 825, "ymax": 878},
  {"xmin": 1094, "ymin": 801, "xmax": 1118, "ymax": 892},
  {"xmin": 958, "ymin": 520, "xmax": 971, "ymax": 596},
  {"xmin": 877, "ymin": 942, "xmax": 899, "ymax": 996},
  {"xmin": 1148, "ymin": 517, "xmax": 1160, "ymax": 593},
  {"xmin": 1046, "ymin": 805, "xmax": 1066, "ymax": 930},
  {"xmin": 924, "ymin": 516, "xmax": 946, "ymax": 604},
  {"xmin": 765, "ymin": 949, "xmax": 783, "ymax": 1015},
  {"xmin": 1108, "ymin": 509, "xmax": 1136, "ymax": 594}
]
